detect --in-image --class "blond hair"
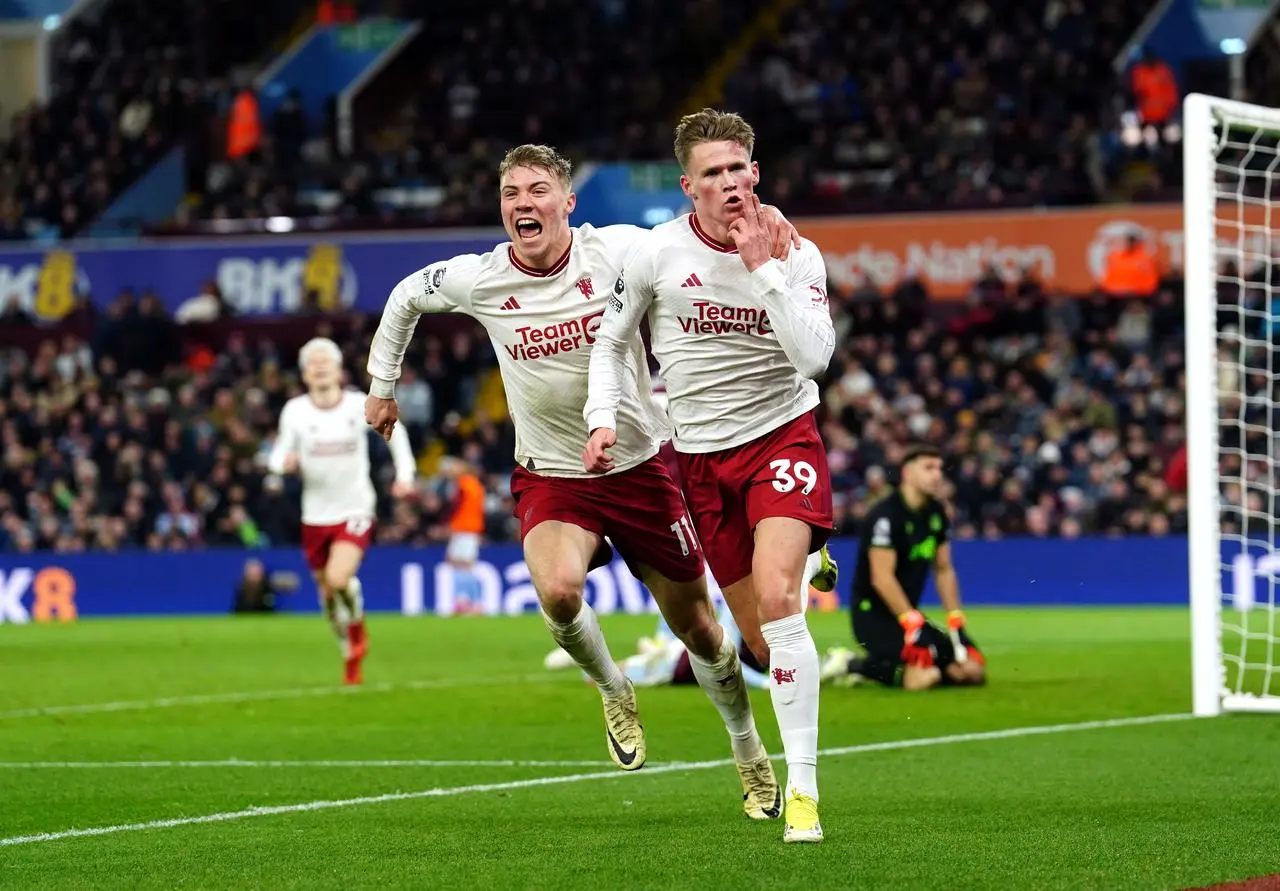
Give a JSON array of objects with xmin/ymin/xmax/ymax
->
[
  {"xmin": 298, "ymin": 337, "xmax": 342, "ymax": 369},
  {"xmin": 498, "ymin": 144, "xmax": 573, "ymax": 191},
  {"xmin": 673, "ymin": 108, "xmax": 756, "ymax": 171}
]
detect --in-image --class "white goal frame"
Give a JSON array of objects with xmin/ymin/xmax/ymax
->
[{"xmin": 1185, "ymin": 92, "xmax": 1280, "ymax": 716}]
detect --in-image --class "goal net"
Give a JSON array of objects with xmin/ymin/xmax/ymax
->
[{"xmin": 1185, "ymin": 93, "xmax": 1280, "ymax": 715}]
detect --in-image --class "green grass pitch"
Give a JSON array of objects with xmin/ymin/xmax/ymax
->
[{"xmin": 2, "ymin": 607, "xmax": 1279, "ymax": 890}]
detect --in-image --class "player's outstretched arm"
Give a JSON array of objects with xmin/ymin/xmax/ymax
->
[
  {"xmin": 933, "ymin": 542, "xmax": 984, "ymax": 680},
  {"xmin": 868, "ymin": 546, "xmax": 914, "ymax": 619},
  {"xmin": 730, "ymin": 196, "xmax": 835, "ymax": 380},
  {"xmin": 934, "ymin": 542, "xmax": 964, "ymax": 624},
  {"xmin": 582, "ymin": 254, "xmax": 655, "ymax": 472},
  {"xmin": 366, "ymin": 256, "xmax": 479, "ymax": 399}
]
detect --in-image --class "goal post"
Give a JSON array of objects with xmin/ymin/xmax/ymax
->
[{"xmin": 1184, "ymin": 92, "xmax": 1280, "ymax": 716}]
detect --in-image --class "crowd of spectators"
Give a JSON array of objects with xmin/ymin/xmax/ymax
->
[
  {"xmin": 193, "ymin": 0, "xmax": 772, "ymax": 228},
  {"xmin": 0, "ymin": 286, "xmax": 506, "ymax": 553},
  {"xmin": 731, "ymin": 0, "xmax": 1165, "ymax": 215},
  {"xmin": 0, "ymin": 0, "xmax": 1239, "ymax": 553},
  {"xmin": 185, "ymin": 0, "xmax": 1167, "ymax": 228},
  {"xmin": 0, "ymin": 0, "xmax": 1178, "ymax": 236},
  {"xmin": 0, "ymin": 0, "xmax": 300, "ymax": 240},
  {"xmin": 0, "ymin": 265, "xmax": 1217, "ymax": 554},
  {"xmin": 821, "ymin": 270, "xmax": 1192, "ymax": 540}
]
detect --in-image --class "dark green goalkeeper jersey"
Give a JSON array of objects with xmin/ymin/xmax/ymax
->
[{"xmin": 852, "ymin": 490, "xmax": 950, "ymax": 616}]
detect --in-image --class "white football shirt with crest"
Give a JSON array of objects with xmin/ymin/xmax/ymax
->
[
  {"xmin": 586, "ymin": 214, "xmax": 832, "ymax": 454},
  {"xmin": 268, "ymin": 390, "xmax": 416, "ymax": 525},
  {"xmin": 368, "ymin": 224, "xmax": 669, "ymax": 477}
]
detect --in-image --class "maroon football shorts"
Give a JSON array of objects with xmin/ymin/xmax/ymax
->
[
  {"xmin": 510, "ymin": 454, "xmax": 704, "ymax": 582},
  {"xmin": 675, "ymin": 411, "xmax": 833, "ymax": 587}
]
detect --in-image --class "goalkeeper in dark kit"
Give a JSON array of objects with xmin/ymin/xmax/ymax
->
[{"xmin": 821, "ymin": 445, "xmax": 986, "ymax": 690}]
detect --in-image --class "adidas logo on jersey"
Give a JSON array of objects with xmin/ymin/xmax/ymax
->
[
  {"xmin": 680, "ymin": 273, "xmax": 704, "ymax": 288},
  {"xmin": 500, "ymin": 297, "xmax": 521, "ymax": 311}
]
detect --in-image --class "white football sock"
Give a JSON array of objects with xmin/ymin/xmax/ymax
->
[
  {"xmin": 801, "ymin": 551, "xmax": 822, "ymax": 613},
  {"xmin": 543, "ymin": 601, "xmax": 628, "ymax": 699},
  {"xmin": 326, "ymin": 596, "xmax": 352, "ymax": 658},
  {"xmin": 687, "ymin": 630, "xmax": 765, "ymax": 761},
  {"xmin": 803, "ymin": 551, "xmax": 822, "ymax": 586},
  {"xmin": 336, "ymin": 577, "xmax": 365, "ymax": 624},
  {"xmin": 761, "ymin": 612, "xmax": 820, "ymax": 800}
]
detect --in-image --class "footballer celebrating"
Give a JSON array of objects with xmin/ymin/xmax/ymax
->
[
  {"xmin": 584, "ymin": 109, "xmax": 836, "ymax": 843},
  {"xmin": 823, "ymin": 444, "xmax": 986, "ymax": 691},
  {"xmin": 266, "ymin": 337, "xmax": 417, "ymax": 685},
  {"xmin": 366, "ymin": 145, "xmax": 801, "ymax": 821}
]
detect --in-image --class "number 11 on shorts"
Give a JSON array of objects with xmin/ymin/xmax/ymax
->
[{"xmin": 669, "ymin": 513, "xmax": 699, "ymax": 556}]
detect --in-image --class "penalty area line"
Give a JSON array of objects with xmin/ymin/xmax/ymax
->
[
  {"xmin": 0, "ymin": 758, "xmax": 615, "ymax": 770},
  {"xmin": 0, "ymin": 712, "xmax": 1197, "ymax": 847},
  {"xmin": 0, "ymin": 673, "xmax": 557, "ymax": 721}
]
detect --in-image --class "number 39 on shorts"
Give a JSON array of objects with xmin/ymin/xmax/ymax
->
[{"xmin": 770, "ymin": 458, "xmax": 818, "ymax": 495}]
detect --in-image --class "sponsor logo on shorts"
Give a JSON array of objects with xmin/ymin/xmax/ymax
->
[
  {"xmin": 678, "ymin": 301, "xmax": 772, "ymax": 337},
  {"xmin": 504, "ymin": 310, "xmax": 605, "ymax": 361}
]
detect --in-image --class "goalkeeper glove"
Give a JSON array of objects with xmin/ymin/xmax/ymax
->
[
  {"xmin": 946, "ymin": 610, "xmax": 984, "ymax": 666},
  {"xmin": 898, "ymin": 609, "xmax": 934, "ymax": 667}
]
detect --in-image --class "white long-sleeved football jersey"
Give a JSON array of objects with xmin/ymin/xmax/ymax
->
[
  {"xmin": 367, "ymin": 224, "xmax": 668, "ymax": 477},
  {"xmin": 585, "ymin": 213, "xmax": 835, "ymax": 453},
  {"xmin": 267, "ymin": 390, "xmax": 416, "ymax": 525}
]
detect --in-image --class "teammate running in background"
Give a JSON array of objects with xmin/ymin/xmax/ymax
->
[
  {"xmin": 439, "ymin": 456, "xmax": 486, "ymax": 615},
  {"xmin": 585, "ymin": 109, "xmax": 836, "ymax": 843},
  {"xmin": 266, "ymin": 337, "xmax": 416, "ymax": 684},
  {"xmin": 365, "ymin": 144, "xmax": 802, "ymax": 821},
  {"xmin": 821, "ymin": 444, "xmax": 986, "ymax": 690}
]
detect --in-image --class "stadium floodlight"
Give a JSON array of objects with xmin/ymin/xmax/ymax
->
[{"xmin": 1184, "ymin": 93, "xmax": 1280, "ymax": 715}]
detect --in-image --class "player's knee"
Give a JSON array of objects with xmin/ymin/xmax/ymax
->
[
  {"xmin": 757, "ymin": 587, "xmax": 800, "ymax": 624},
  {"xmin": 537, "ymin": 575, "xmax": 585, "ymax": 623},
  {"xmin": 668, "ymin": 605, "xmax": 721, "ymax": 660},
  {"xmin": 324, "ymin": 566, "xmax": 354, "ymax": 594}
]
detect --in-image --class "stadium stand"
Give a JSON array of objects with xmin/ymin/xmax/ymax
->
[
  {"xmin": 168, "ymin": 0, "xmax": 1161, "ymax": 227},
  {"xmin": 0, "ymin": 264, "xmax": 1194, "ymax": 553},
  {"xmin": 190, "ymin": 0, "xmax": 773, "ymax": 228},
  {"xmin": 731, "ymin": 0, "xmax": 1159, "ymax": 214},
  {"xmin": 0, "ymin": 0, "xmax": 302, "ymax": 239},
  {"xmin": 0, "ymin": 0, "xmax": 1214, "ymax": 554}
]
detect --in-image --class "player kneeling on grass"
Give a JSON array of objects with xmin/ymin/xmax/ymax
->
[
  {"xmin": 266, "ymin": 337, "xmax": 417, "ymax": 685},
  {"xmin": 821, "ymin": 444, "xmax": 986, "ymax": 691}
]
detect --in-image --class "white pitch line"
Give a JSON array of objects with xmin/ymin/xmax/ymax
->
[
  {"xmin": 0, "ymin": 712, "xmax": 1196, "ymax": 847},
  {"xmin": 0, "ymin": 673, "xmax": 556, "ymax": 721},
  {"xmin": 0, "ymin": 758, "xmax": 614, "ymax": 769}
]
